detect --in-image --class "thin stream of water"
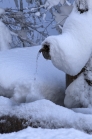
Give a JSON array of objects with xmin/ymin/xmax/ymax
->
[
  {"xmin": 34, "ymin": 51, "xmax": 41, "ymax": 81},
  {"xmin": 31, "ymin": 51, "xmax": 41, "ymax": 95}
]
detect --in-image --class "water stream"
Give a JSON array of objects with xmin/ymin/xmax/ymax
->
[
  {"xmin": 31, "ymin": 51, "xmax": 41, "ymax": 96},
  {"xmin": 34, "ymin": 51, "xmax": 41, "ymax": 81}
]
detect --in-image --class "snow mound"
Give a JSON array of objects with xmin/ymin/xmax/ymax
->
[
  {"xmin": 1, "ymin": 98, "xmax": 92, "ymax": 133},
  {"xmin": 0, "ymin": 46, "xmax": 65, "ymax": 104},
  {"xmin": 42, "ymin": 0, "xmax": 92, "ymax": 76}
]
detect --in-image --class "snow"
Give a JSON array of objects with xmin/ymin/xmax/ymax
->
[
  {"xmin": 0, "ymin": 127, "xmax": 92, "ymax": 139},
  {"xmin": 0, "ymin": 0, "xmax": 92, "ymax": 138},
  {"xmin": 74, "ymin": 0, "xmax": 92, "ymax": 10},
  {"xmin": 42, "ymin": 0, "xmax": 92, "ymax": 76},
  {"xmin": 64, "ymin": 54, "xmax": 92, "ymax": 108},
  {"xmin": 1, "ymin": 98, "xmax": 92, "ymax": 138},
  {"xmin": 44, "ymin": 0, "xmax": 65, "ymax": 9},
  {"xmin": 0, "ymin": 46, "xmax": 65, "ymax": 104},
  {"xmin": 0, "ymin": 20, "xmax": 12, "ymax": 51},
  {"xmin": 0, "ymin": 8, "xmax": 5, "ymax": 15},
  {"xmin": 64, "ymin": 73, "xmax": 87, "ymax": 108},
  {"xmin": 35, "ymin": 12, "xmax": 40, "ymax": 17},
  {"xmin": 0, "ymin": 46, "xmax": 92, "ymax": 139}
]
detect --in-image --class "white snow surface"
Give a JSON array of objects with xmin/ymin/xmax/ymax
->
[
  {"xmin": 0, "ymin": 127, "xmax": 92, "ymax": 139},
  {"xmin": 0, "ymin": 46, "xmax": 65, "ymax": 104},
  {"xmin": 1, "ymin": 98, "xmax": 92, "ymax": 138},
  {"xmin": 42, "ymin": 0, "xmax": 92, "ymax": 76},
  {"xmin": 0, "ymin": 20, "xmax": 12, "ymax": 51}
]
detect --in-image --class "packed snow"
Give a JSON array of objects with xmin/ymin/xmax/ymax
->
[{"xmin": 42, "ymin": 0, "xmax": 92, "ymax": 76}]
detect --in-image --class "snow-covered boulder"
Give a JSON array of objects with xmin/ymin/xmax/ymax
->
[
  {"xmin": 40, "ymin": 0, "xmax": 92, "ymax": 76},
  {"xmin": 0, "ymin": 46, "xmax": 65, "ymax": 105}
]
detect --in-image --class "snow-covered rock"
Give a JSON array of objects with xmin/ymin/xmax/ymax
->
[
  {"xmin": 1, "ymin": 98, "xmax": 92, "ymax": 134},
  {"xmin": 41, "ymin": 0, "xmax": 92, "ymax": 76}
]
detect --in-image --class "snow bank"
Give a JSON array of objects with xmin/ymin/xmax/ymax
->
[
  {"xmin": 1, "ymin": 98, "xmax": 92, "ymax": 133},
  {"xmin": 42, "ymin": 0, "xmax": 92, "ymax": 76},
  {"xmin": 0, "ymin": 46, "xmax": 65, "ymax": 104},
  {"xmin": 0, "ymin": 20, "xmax": 12, "ymax": 51}
]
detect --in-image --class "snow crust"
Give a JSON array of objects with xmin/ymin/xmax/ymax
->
[
  {"xmin": 0, "ymin": 46, "xmax": 65, "ymax": 104},
  {"xmin": 0, "ymin": 20, "xmax": 12, "ymax": 51},
  {"xmin": 42, "ymin": 0, "xmax": 92, "ymax": 76}
]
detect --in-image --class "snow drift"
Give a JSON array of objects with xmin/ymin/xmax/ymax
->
[{"xmin": 41, "ymin": 0, "xmax": 92, "ymax": 76}]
